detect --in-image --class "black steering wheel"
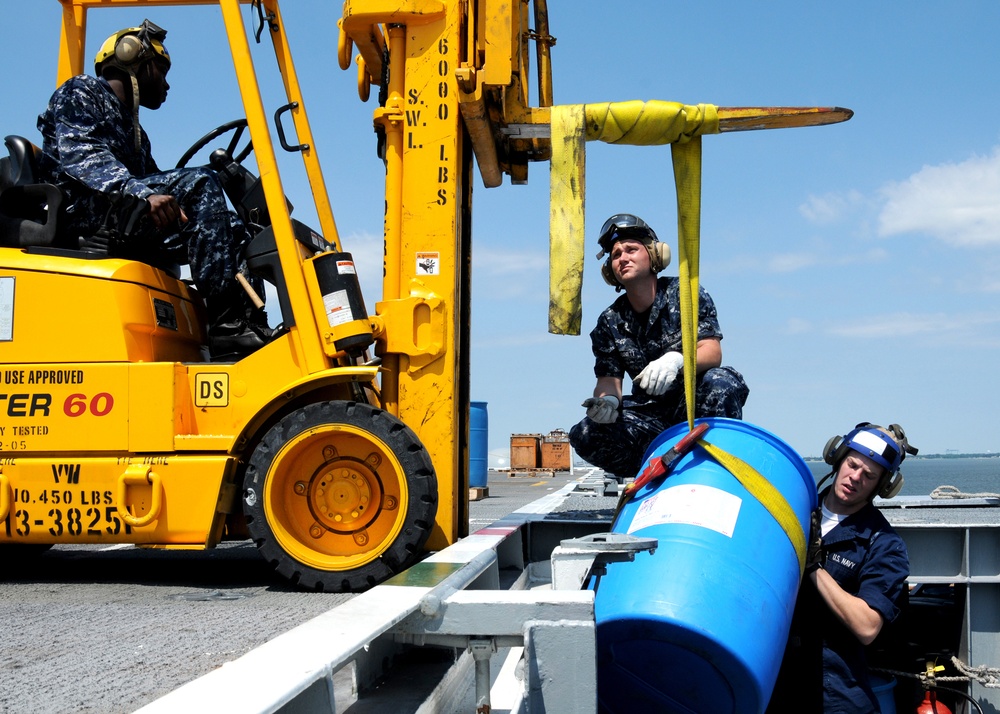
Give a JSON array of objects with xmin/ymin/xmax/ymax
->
[{"xmin": 175, "ymin": 118, "xmax": 254, "ymax": 169}]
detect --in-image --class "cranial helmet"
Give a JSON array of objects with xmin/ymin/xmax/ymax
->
[
  {"xmin": 596, "ymin": 213, "xmax": 671, "ymax": 289},
  {"xmin": 95, "ymin": 19, "xmax": 170, "ymax": 76},
  {"xmin": 822, "ymin": 422, "xmax": 917, "ymax": 499},
  {"xmin": 94, "ymin": 20, "xmax": 169, "ymax": 152}
]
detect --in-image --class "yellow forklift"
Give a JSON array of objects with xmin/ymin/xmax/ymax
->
[
  {"xmin": 0, "ymin": 0, "xmax": 449, "ymax": 591},
  {"xmin": 0, "ymin": 0, "xmax": 849, "ymax": 590}
]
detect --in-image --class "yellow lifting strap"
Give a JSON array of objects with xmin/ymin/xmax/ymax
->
[
  {"xmin": 672, "ymin": 137, "xmax": 702, "ymax": 428},
  {"xmin": 549, "ymin": 104, "xmax": 588, "ymax": 335},
  {"xmin": 548, "ymin": 100, "xmax": 718, "ymax": 335},
  {"xmin": 698, "ymin": 439, "xmax": 808, "ymax": 574}
]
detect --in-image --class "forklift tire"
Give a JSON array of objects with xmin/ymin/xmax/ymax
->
[{"xmin": 243, "ymin": 401, "xmax": 437, "ymax": 592}]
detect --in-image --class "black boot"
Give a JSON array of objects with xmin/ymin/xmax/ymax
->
[
  {"xmin": 206, "ymin": 288, "xmax": 271, "ymax": 360},
  {"xmin": 246, "ymin": 304, "xmax": 276, "ymax": 340}
]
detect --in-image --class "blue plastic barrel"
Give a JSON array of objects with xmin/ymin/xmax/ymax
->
[
  {"xmin": 593, "ymin": 418, "xmax": 817, "ymax": 714},
  {"xmin": 871, "ymin": 675, "xmax": 896, "ymax": 714},
  {"xmin": 469, "ymin": 401, "xmax": 489, "ymax": 489}
]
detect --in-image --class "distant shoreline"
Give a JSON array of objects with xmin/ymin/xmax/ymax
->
[{"xmin": 803, "ymin": 453, "xmax": 998, "ymax": 461}]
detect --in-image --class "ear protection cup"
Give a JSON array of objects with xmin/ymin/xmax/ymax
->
[
  {"xmin": 115, "ymin": 34, "xmax": 145, "ymax": 65},
  {"xmin": 879, "ymin": 471, "xmax": 904, "ymax": 499},
  {"xmin": 648, "ymin": 241, "xmax": 671, "ymax": 273},
  {"xmin": 823, "ymin": 435, "xmax": 844, "ymax": 466},
  {"xmin": 600, "ymin": 260, "xmax": 618, "ymax": 287}
]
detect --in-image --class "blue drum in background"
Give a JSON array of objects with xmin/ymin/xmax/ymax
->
[
  {"xmin": 593, "ymin": 418, "xmax": 817, "ymax": 714},
  {"xmin": 469, "ymin": 401, "xmax": 489, "ymax": 489},
  {"xmin": 870, "ymin": 675, "xmax": 897, "ymax": 714}
]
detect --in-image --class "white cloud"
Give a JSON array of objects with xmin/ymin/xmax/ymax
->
[
  {"xmin": 768, "ymin": 252, "xmax": 819, "ymax": 273},
  {"xmin": 878, "ymin": 148, "xmax": 1000, "ymax": 247},
  {"xmin": 978, "ymin": 276, "xmax": 1000, "ymax": 294},
  {"xmin": 474, "ymin": 330, "xmax": 562, "ymax": 349},
  {"xmin": 339, "ymin": 230, "xmax": 385, "ymax": 304},
  {"xmin": 473, "ymin": 246, "xmax": 550, "ymax": 300},
  {"xmin": 799, "ymin": 190, "xmax": 865, "ymax": 224},
  {"xmin": 785, "ymin": 317, "xmax": 812, "ymax": 335},
  {"xmin": 827, "ymin": 311, "xmax": 1000, "ymax": 339},
  {"xmin": 756, "ymin": 246, "xmax": 887, "ymax": 276},
  {"xmin": 473, "ymin": 247, "xmax": 548, "ymax": 276}
]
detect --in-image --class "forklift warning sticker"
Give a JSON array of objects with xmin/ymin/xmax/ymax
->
[
  {"xmin": 416, "ymin": 252, "xmax": 440, "ymax": 275},
  {"xmin": 323, "ymin": 290, "xmax": 353, "ymax": 326},
  {"xmin": 336, "ymin": 260, "xmax": 356, "ymax": 275},
  {"xmin": 0, "ymin": 277, "xmax": 13, "ymax": 341},
  {"xmin": 626, "ymin": 484, "xmax": 742, "ymax": 538}
]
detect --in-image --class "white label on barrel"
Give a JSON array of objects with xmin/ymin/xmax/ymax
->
[
  {"xmin": 627, "ymin": 484, "xmax": 742, "ymax": 537},
  {"xmin": 323, "ymin": 290, "xmax": 353, "ymax": 326},
  {"xmin": 336, "ymin": 260, "xmax": 357, "ymax": 275}
]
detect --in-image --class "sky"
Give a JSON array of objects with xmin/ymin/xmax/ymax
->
[{"xmin": 3, "ymin": 2, "xmax": 999, "ymax": 463}]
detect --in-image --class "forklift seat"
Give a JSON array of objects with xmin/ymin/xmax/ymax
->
[
  {"xmin": 0, "ymin": 135, "xmax": 182, "ymax": 278},
  {"xmin": 0, "ymin": 135, "xmax": 63, "ymax": 247}
]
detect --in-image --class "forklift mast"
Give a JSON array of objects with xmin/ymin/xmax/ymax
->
[{"xmin": 338, "ymin": 0, "xmax": 562, "ymax": 549}]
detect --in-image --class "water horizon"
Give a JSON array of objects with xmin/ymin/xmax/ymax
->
[{"xmin": 806, "ymin": 456, "xmax": 1000, "ymax": 497}]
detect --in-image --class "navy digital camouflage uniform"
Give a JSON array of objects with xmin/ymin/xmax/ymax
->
[
  {"xmin": 569, "ymin": 276, "xmax": 748, "ymax": 479},
  {"xmin": 36, "ymin": 73, "xmax": 258, "ymax": 300}
]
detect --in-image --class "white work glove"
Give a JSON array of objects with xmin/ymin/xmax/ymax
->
[
  {"xmin": 582, "ymin": 395, "xmax": 620, "ymax": 424},
  {"xmin": 635, "ymin": 351, "xmax": 684, "ymax": 396}
]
